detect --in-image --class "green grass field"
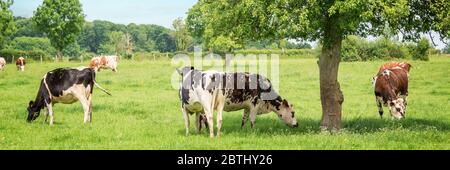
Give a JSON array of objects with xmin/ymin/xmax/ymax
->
[{"xmin": 0, "ymin": 56, "xmax": 449, "ymax": 150}]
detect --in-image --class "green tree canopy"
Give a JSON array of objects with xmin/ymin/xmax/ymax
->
[
  {"xmin": 172, "ymin": 18, "xmax": 193, "ymax": 52},
  {"xmin": 0, "ymin": 0, "xmax": 16, "ymax": 48},
  {"xmin": 33, "ymin": 0, "xmax": 85, "ymax": 60}
]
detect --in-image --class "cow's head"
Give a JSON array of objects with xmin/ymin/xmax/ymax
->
[
  {"xmin": 275, "ymin": 99, "xmax": 298, "ymax": 128},
  {"xmin": 26, "ymin": 101, "xmax": 40, "ymax": 122},
  {"xmin": 176, "ymin": 66, "xmax": 194, "ymax": 76},
  {"xmin": 388, "ymin": 98, "xmax": 405, "ymax": 119}
]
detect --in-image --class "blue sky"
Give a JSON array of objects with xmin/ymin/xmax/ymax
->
[{"xmin": 11, "ymin": 0, "xmax": 197, "ymax": 29}]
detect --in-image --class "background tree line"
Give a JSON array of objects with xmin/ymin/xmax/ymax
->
[
  {"xmin": 0, "ymin": 0, "xmax": 448, "ymax": 63},
  {"xmin": 1, "ymin": 17, "xmax": 178, "ymax": 61}
]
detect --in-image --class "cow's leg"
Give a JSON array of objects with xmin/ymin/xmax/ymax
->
[
  {"xmin": 195, "ymin": 113, "xmax": 202, "ymax": 133},
  {"xmin": 201, "ymin": 111, "xmax": 208, "ymax": 130},
  {"xmin": 47, "ymin": 103, "xmax": 54, "ymax": 126},
  {"xmin": 87, "ymin": 93, "xmax": 93, "ymax": 122},
  {"xmin": 205, "ymin": 109, "xmax": 214, "ymax": 138},
  {"xmin": 43, "ymin": 107, "xmax": 49, "ymax": 123},
  {"xmin": 241, "ymin": 108, "xmax": 250, "ymax": 128},
  {"xmin": 181, "ymin": 107, "xmax": 190, "ymax": 136},
  {"xmin": 200, "ymin": 95, "xmax": 215, "ymax": 138},
  {"xmin": 76, "ymin": 95, "xmax": 90, "ymax": 124},
  {"xmin": 249, "ymin": 108, "xmax": 257, "ymax": 128},
  {"xmin": 216, "ymin": 100, "xmax": 225, "ymax": 137},
  {"xmin": 376, "ymin": 96, "xmax": 383, "ymax": 118}
]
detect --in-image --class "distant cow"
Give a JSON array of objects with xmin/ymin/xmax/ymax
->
[
  {"xmin": 0, "ymin": 57, "xmax": 5, "ymax": 71},
  {"xmin": 178, "ymin": 66, "xmax": 298, "ymax": 137},
  {"xmin": 27, "ymin": 67, "xmax": 111, "ymax": 125},
  {"xmin": 16, "ymin": 57, "xmax": 26, "ymax": 71},
  {"xmin": 373, "ymin": 67, "xmax": 409, "ymax": 119},
  {"xmin": 89, "ymin": 55, "xmax": 119, "ymax": 72}
]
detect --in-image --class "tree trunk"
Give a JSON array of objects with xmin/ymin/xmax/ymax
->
[
  {"xmin": 56, "ymin": 50, "xmax": 63, "ymax": 62},
  {"xmin": 319, "ymin": 22, "xmax": 344, "ymax": 132}
]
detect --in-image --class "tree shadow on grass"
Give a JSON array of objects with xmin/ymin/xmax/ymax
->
[
  {"xmin": 177, "ymin": 115, "xmax": 450, "ymax": 136},
  {"xmin": 177, "ymin": 115, "xmax": 322, "ymax": 137},
  {"xmin": 343, "ymin": 117, "xmax": 450, "ymax": 133}
]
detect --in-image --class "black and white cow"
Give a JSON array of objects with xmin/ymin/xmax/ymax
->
[
  {"xmin": 178, "ymin": 66, "xmax": 298, "ymax": 138},
  {"xmin": 27, "ymin": 67, "xmax": 111, "ymax": 125}
]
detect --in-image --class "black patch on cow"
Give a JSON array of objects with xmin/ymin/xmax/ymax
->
[
  {"xmin": 269, "ymin": 96, "xmax": 282, "ymax": 110},
  {"xmin": 27, "ymin": 79, "xmax": 52, "ymax": 121},
  {"xmin": 180, "ymin": 88, "xmax": 190, "ymax": 105},
  {"xmin": 179, "ymin": 68, "xmax": 202, "ymax": 105},
  {"xmin": 44, "ymin": 68, "xmax": 95, "ymax": 97},
  {"xmin": 222, "ymin": 72, "xmax": 281, "ymax": 108}
]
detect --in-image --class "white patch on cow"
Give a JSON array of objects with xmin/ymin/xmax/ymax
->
[
  {"xmin": 103, "ymin": 55, "xmax": 119, "ymax": 72},
  {"xmin": 382, "ymin": 69, "xmax": 391, "ymax": 76},
  {"xmin": 51, "ymin": 84, "xmax": 90, "ymax": 104},
  {"xmin": 388, "ymin": 98, "xmax": 405, "ymax": 119}
]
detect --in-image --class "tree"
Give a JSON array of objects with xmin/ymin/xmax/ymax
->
[
  {"xmin": 0, "ymin": 0, "xmax": 16, "ymax": 48},
  {"xmin": 412, "ymin": 38, "xmax": 430, "ymax": 61},
  {"xmin": 108, "ymin": 31, "xmax": 126, "ymax": 55},
  {"xmin": 12, "ymin": 17, "xmax": 44, "ymax": 38},
  {"xmin": 33, "ymin": 0, "xmax": 85, "ymax": 60},
  {"xmin": 172, "ymin": 18, "xmax": 193, "ymax": 52},
  {"xmin": 9, "ymin": 36, "xmax": 55, "ymax": 54},
  {"xmin": 155, "ymin": 32, "xmax": 176, "ymax": 52},
  {"xmin": 78, "ymin": 22, "xmax": 97, "ymax": 53},
  {"xmin": 123, "ymin": 32, "xmax": 134, "ymax": 56},
  {"xmin": 187, "ymin": 0, "xmax": 450, "ymax": 131},
  {"xmin": 62, "ymin": 41, "xmax": 81, "ymax": 59}
]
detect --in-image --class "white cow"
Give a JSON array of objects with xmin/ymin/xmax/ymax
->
[{"xmin": 89, "ymin": 55, "xmax": 119, "ymax": 72}]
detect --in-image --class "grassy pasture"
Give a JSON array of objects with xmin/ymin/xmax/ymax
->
[{"xmin": 0, "ymin": 56, "xmax": 449, "ymax": 149}]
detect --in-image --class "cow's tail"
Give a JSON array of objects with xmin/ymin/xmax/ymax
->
[
  {"xmin": 90, "ymin": 68, "xmax": 112, "ymax": 96},
  {"xmin": 94, "ymin": 80, "xmax": 112, "ymax": 96}
]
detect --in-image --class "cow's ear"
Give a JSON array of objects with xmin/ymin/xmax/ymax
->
[
  {"xmin": 176, "ymin": 68, "xmax": 182, "ymax": 75},
  {"xmin": 190, "ymin": 66, "xmax": 194, "ymax": 70},
  {"xmin": 282, "ymin": 99, "xmax": 289, "ymax": 107},
  {"xmin": 28, "ymin": 101, "xmax": 34, "ymax": 106}
]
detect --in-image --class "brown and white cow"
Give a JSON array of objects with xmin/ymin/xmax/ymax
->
[
  {"xmin": 27, "ymin": 67, "xmax": 111, "ymax": 125},
  {"xmin": 178, "ymin": 66, "xmax": 298, "ymax": 138},
  {"xmin": 373, "ymin": 67, "xmax": 409, "ymax": 119},
  {"xmin": 0, "ymin": 57, "xmax": 5, "ymax": 71},
  {"xmin": 16, "ymin": 57, "xmax": 26, "ymax": 71},
  {"xmin": 89, "ymin": 55, "xmax": 119, "ymax": 72}
]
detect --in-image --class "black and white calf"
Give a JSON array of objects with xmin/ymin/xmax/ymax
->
[
  {"xmin": 178, "ymin": 66, "xmax": 298, "ymax": 138},
  {"xmin": 27, "ymin": 67, "xmax": 111, "ymax": 125}
]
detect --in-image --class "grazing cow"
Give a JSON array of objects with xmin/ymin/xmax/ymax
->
[
  {"xmin": 27, "ymin": 67, "xmax": 111, "ymax": 125},
  {"xmin": 0, "ymin": 57, "xmax": 5, "ymax": 71},
  {"xmin": 178, "ymin": 66, "xmax": 298, "ymax": 137},
  {"xmin": 373, "ymin": 68, "xmax": 409, "ymax": 119},
  {"xmin": 89, "ymin": 55, "xmax": 119, "ymax": 72},
  {"xmin": 16, "ymin": 57, "xmax": 26, "ymax": 71}
]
